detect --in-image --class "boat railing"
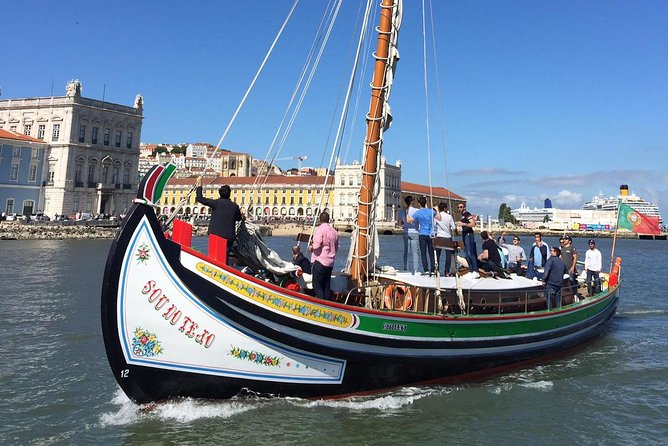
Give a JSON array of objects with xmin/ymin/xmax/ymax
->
[{"xmin": 368, "ymin": 281, "xmax": 596, "ymax": 316}]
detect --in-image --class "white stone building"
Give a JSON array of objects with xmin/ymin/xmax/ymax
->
[
  {"xmin": 333, "ymin": 158, "xmax": 402, "ymax": 223},
  {"xmin": 0, "ymin": 80, "xmax": 143, "ymax": 217}
]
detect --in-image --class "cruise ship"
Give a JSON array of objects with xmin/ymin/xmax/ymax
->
[{"xmin": 583, "ymin": 185, "xmax": 663, "ymax": 223}]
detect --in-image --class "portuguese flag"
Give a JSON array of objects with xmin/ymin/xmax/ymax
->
[{"xmin": 617, "ymin": 203, "xmax": 660, "ymax": 235}]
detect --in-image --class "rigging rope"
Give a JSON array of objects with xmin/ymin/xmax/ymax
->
[
  {"xmin": 164, "ymin": 0, "xmax": 300, "ymax": 227},
  {"xmin": 252, "ymin": 0, "xmax": 340, "ymax": 199},
  {"xmin": 310, "ymin": 0, "xmax": 375, "ymax": 246}
]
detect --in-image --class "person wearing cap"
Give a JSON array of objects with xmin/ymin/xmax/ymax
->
[
  {"xmin": 560, "ymin": 235, "xmax": 578, "ymax": 285},
  {"xmin": 584, "ymin": 239, "xmax": 602, "ymax": 296},
  {"xmin": 541, "ymin": 246, "xmax": 568, "ymax": 310},
  {"xmin": 500, "ymin": 233, "xmax": 526, "ymax": 275}
]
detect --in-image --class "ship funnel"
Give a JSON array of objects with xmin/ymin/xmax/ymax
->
[{"xmin": 620, "ymin": 184, "xmax": 629, "ymax": 196}]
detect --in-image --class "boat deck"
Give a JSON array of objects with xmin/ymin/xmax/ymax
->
[{"xmin": 375, "ymin": 271, "xmax": 540, "ymax": 291}]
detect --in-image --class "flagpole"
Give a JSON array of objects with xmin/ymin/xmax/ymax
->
[{"xmin": 609, "ymin": 198, "xmax": 622, "ymax": 274}]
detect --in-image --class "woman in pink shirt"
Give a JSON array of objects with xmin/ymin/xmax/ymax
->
[{"xmin": 309, "ymin": 212, "xmax": 339, "ymax": 300}]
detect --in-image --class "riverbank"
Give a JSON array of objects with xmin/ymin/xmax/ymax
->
[{"xmin": 1, "ymin": 220, "xmax": 663, "ymax": 241}]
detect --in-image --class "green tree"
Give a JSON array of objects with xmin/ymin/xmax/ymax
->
[{"xmin": 498, "ymin": 203, "xmax": 518, "ymax": 225}]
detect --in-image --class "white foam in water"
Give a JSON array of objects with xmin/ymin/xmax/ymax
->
[
  {"xmin": 99, "ymin": 389, "xmax": 142, "ymax": 426},
  {"xmin": 619, "ymin": 309, "xmax": 666, "ymax": 316},
  {"xmin": 99, "ymin": 386, "xmax": 451, "ymax": 424},
  {"xmin": 153, "ymin": 398, "xmax": 254, "ymax": 423},
  {"xmin": 295, "ymin": 386, "xmax": 446, "ymax": 412},
  {"xmin": 519, "ymin": 380, "xmax": 553, "ymax": 391},
  {"xmin": 99, "ymin": 388, "xmax": 257, "ymax": 425}
]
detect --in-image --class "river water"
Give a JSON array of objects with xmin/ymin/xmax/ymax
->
[{"xmin": 1, "ymin": 235, "xmax": 666, "ymax": 445}]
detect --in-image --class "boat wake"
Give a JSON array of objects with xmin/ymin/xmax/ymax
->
[
  {"xmin": 617, "ymin": 309, "xmax": 667, "ymax": 317},
  {"xmin": 295, "ymin": 386, "xmax": 446, "ymax": 412},
  {"xmin": 99, "ymin": 386, "xmax": 445, "ymax": 425}
]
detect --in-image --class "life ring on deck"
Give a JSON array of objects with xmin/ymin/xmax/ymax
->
[{"xmin": 383, "ymin": 284, "xmax": 413, "ymax": 311}]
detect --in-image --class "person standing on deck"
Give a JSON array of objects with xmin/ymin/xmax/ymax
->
[
  {"xmin": 584, "ymin": 239, "xmax": 602, "ymax": 296},
  {"xmin": 560, "ymin": 235, "xmax": 578, "ymax": 286},
  {"xmin": 500, "ymin": 233, "xmax": 527, "ymax": 275},
  {"xmin": 456, "ymin": 203, "xmax": 479, "ymax": 276},
  {"xmin": 397, "ymin": 195, "xmax": 420, "ymax": 274},
  {"xmin": 541, "ymin": 246, "xmax": 568, "ymax": 310},
  {"xmin": 309, "ymin": 211, "xmax": 339, "ymax": 300},
  {"xmin": 527, "ymin": 232, "xmax": 550, "ymax": 279},
  {"xmin": 195, "ymin": 176, "xmax": 243, "ymax": 264},
  {"xmin": 434, "ymin": 202, "xmax": 456, "ymax": 276},
  {"xmin": 407, "ymin": 196, "xmax": 436, "ymax": 276}
]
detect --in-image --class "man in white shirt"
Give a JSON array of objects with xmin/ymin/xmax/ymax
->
[
  {"xmin": 434, "ymin": 202, "xmax": 456, "ymax": 276},
  {"xmin": 584, "ymin": 239, "xmax": 602, "ymax": 296},
  {"xmin": 500, "ymin": 233, "xmax": 527, "ymax": 275}
]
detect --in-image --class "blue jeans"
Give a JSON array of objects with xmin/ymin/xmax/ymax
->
[
  {"xmin": 419, "ymin": 235, "xmax": 435, "ymax": 273},
  {"xmin": 403, "ymin": 232, "xmax": 421, "ymax": 273},
  {"xmin": 463, "ymin": 232, "xmax": 478, "ymax": 272},
  {"xmin": 436, "ymin": 248, "xmax": 454, "ymax": 275},
  {"xmin": 545, "ymin": 285, "xmax": 562, "ymax": 310},
  {"xmin": 312, "ymin": 260, "xmax": 333, "ymax": 300}
]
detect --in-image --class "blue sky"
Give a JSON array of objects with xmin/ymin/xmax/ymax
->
[{"xmin": 4, "ymin": 0, "xmax": 667, "ymax": 219}]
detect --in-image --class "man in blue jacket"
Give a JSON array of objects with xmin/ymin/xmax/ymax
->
[{"xmin": 541, "ymin": 246, "xmax": 568, "ymax": 310}]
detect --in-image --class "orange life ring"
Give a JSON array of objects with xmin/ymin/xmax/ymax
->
[{"xmin": 383, "ymin": 284, "xmax": 413, "ymax": 311}]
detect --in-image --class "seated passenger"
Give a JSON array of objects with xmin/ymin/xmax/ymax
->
[
  {"xmin": 292, "ymin": 245, "xmax": 311, "ymax": 274},
  {"xmin": 477, "ymin": 231, "xmax": 508, "ymax": 278}
]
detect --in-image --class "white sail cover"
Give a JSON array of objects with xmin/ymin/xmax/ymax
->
[{"xmin": 383, "ymin": 0, "xmax": 402, "ymax": 131}]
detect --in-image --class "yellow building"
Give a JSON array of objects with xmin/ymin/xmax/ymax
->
[{"xmin": 157, "ymin": 176, "xmax": 334, "ymax": 219}]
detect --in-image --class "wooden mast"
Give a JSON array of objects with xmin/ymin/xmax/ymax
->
[{"xmin": 351, "ymin": 0, "xmax": 396, "ymax": 284}]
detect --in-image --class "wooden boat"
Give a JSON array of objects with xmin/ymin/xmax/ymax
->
[{"xmin": 101, "ymin": 1, "xmax": 621, "ymax": 404}]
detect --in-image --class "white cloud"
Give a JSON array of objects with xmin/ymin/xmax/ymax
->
[{"xmin": 552, "ymin": 190, "xmax": 583, "ymax": 205}]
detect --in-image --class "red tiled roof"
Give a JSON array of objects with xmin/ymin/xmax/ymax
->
[
  {"xmin": 0, "ymin": 129, "xmax": 45, "ymax": 143},
  {"xmin": 401, "ymin": 181, "xmax": 465, "ymax": 200},
  {"xmin": 168, "ymin": 175, "xmax": 334, "ymax": 186}
]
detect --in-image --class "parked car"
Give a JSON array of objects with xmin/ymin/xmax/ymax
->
[{"xmin": 31, "ymin": 213, "xmax": 51, "ymax": 221}]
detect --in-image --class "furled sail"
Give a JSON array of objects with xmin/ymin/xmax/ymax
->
[
  {"xmin": 382, "ymin": 0, "xmax": 402, "ymax": 131},
  {"xmin": 235, "ymin": 221, "xmax": 300, "ymax": 276}
]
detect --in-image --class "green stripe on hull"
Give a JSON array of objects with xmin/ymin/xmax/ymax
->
[{"xmin": 354, "ymin": 292, "xmax": 617, "ymax": 340}]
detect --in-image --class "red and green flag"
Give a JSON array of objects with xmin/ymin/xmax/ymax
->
[{"xmin": 617, "ymin": 202, "xmax": 660, "ymax": 235}]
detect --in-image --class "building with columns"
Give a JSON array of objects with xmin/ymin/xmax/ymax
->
[
  {"xmin": 157, "ymin": 175, "xmax": 335, "ymax": 220},
  {"xmin": 0, "ymin": 80, "xmax": 143, "ymax": 218},
  {"xmin": 333, "ymin": 158, "xmax": 402, "ymax": 223}
]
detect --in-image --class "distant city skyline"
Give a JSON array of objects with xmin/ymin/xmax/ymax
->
[{"xmin": 4, "ymin": 0, "xmax": 666, "ymax": 219}]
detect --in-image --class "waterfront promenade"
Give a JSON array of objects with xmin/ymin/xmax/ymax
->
[{"xmin": 1, "ymin": 220, "xmax": 661, "ymax": 241}]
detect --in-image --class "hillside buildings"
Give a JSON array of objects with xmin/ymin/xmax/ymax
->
[{"xmin": 0, "ymin": 80, "xmax": 143, "ymax": 217}]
